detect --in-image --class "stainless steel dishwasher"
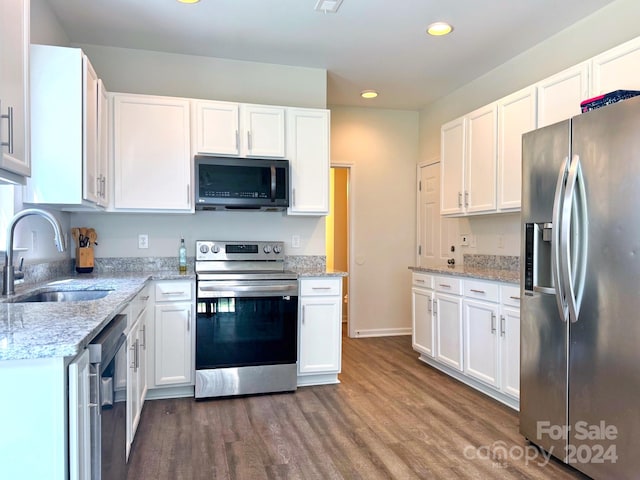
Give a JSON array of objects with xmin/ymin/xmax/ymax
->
[{"xmin": 88, "ymin": 314, "xmax": 128, "ymax": 480}]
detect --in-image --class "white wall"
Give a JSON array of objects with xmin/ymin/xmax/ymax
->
[
  {"xmin": 419, "ymin": 0, "xmax": 640, "ymax": 258},
  {"xmin": 331, "ymin": 107, "xmax": 419, "ymax": 336}
]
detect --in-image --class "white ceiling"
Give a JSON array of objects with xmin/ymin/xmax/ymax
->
[{"xmin": 44, "ymin": 0, "xmax": 617, "ymax": 110}]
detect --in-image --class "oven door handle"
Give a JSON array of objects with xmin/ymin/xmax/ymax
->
[{"xmin": 198, "ymin": 283, "xmax": 298, "ymax": 298}]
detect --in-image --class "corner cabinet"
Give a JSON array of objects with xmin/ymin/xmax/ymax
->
[
  {"xmin": 112, "ymin": 94, "xmax": 192, "ymax": 212},
  {"xmin": 26, "ymin": 45, "xmax": 105, "ymax": 210},
  {"xmin": 297, "ymin": 277, "xmax": 342, "ymax": 386},
  {"xmin": 536, "ymin": 62, "xmax": 589, "ymax": 128},
  {"xmin": 0, "ymin": 0, "xmax": 30, "ymax": 183},
  {"xmin": 287, "ymin": 108, "xmax": 330, "ymax": 215},
  {"xmin": 192, "ymin": 100, "xmax": 286, "ymax": 158}
]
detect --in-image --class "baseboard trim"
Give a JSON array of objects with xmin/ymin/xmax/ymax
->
[{"xmin": 353, "ymin": 327, "xmax": 412, "ymax": 338}]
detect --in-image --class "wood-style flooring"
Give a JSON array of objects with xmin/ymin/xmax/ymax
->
[{"xmin": 126, "ymin": 331, "xmax": 588, "ymax": 480}]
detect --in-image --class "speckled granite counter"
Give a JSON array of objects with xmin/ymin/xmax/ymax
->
[
  {"xmin": 409, "ymin": 265, "xmax": 519, "ymax": 284},
  {"xmin": 0, "ymin": 271, "xmax": 195, "ymax": 361}
]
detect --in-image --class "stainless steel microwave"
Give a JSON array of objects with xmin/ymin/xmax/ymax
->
[{"xmin": 194, "ymin": 156, "xmax": 289, "ymax": 211}]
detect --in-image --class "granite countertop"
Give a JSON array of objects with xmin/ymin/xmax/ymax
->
[
  {"xmin": 0, "ymin": 271, "xmax": 195, "ymax": 362},
  {"xmin": 409, "ymin": 265, "xmax": 520, "ymax": 284}
]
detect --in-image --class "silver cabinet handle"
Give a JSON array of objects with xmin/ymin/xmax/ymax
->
[
  {"xmin": 141, "ymin": 295, "xmax": 150, "ymax": 301},
  {"xmin": 509, "ymin": 295, "xmax": 520, "ymax": 301},
  {"xmin": 439, "ymin": 284, "xmax": 451, "ymax": 289},
  {"xmin": 458, "ymin": 192, "xmax": 462, "ymax": 207},
  {"xmin": 88, "ymin": 371, "xmax": 99, "ymax": 409},
  {"xmin": 247, "ymin": 130, "xmax": 252, "ymax": 151},
  {"xmin": 140, "ymin": 325, "xmax": 146, "ymax": 349},
  {"xmin": 464, "ymin": 191, "xmax": 469, "ymax": 207},
  {"xmin": 469, "ymin": 289, "xmax": 485, "ymax": 294},
  {"xmin": 162, "ymin": 291, "xmax": 186, "ymax": 295},
  {"xmin": 292, "ymin": 187, "xmax": 296, "ymax": 206},
  {"xmin": 187, "ymin": 310, "xmax": 191, "ymax": 332},
  {"xmin": 415, "ymin": 279, "xmax": 425, "ymax": 284},
  {"xmin": 491, "ymin": 312, "xmax": 496, "ymax": 334},
  {"xmin": 433, "ymin": 300, "xmax": 437, "ymax": 315},
  {"xmin": 500, "ymin": 315, "xmax": 506, "ymax": 337},
  {"xmin": 130, "ymin": 341, "xmax": 137, "ymax": 370},
  {"xmin": 0, "ymin": 102, "xmax": 14, "ymax": 154},
  {"xmin": 301, "ymin": 305, "xmax": 305, "ymax": 324},
  {"xmin": 427, "ymin": 298, "xmax": 432, "ymax": 313},
  {"xmin": 311, "ymin": 286, "xmax": 332, "ymax": 290},
  {"xmin": 235, "ymin": 130, "xmax": 239, "ymax": 151}
]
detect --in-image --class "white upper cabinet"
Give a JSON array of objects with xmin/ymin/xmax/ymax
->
[
  {"xmin": 591, "ymin": 36, "xmax": 640, "ymax": 95},
  {"xmin": 192, "ymin": 100, "xmax": 285, "ymax": 158},
  {"xmin": 536, "ymin": 62, "xmax": 589, "ymax": 128},
  {"xmin": 440, "ymin": 117, "xmax": 465, "ymax": 215},
  {"xmin": 112, "ymin": 94, "xmax": 192, "ymax": 212},
  {"xmin": 96, "ymin": 80, "xmax": 109, "ymax": 207},
  {"xmin": 465, "ymin": 103, "xmax": 497, "ymax": 214},
  {"xmin": 0, "ymin": 0, "xmax": 30, "ymax": 183},
  {"xmin": 440, "ymin": 104, "xmax": 497, "ymax": 216},
  {"xmin": 25, "ymin": 45, "xmax": 103, "ymax": 209},
  {"xmin": 497, "ymin": 86, "xmax": 536, "ymax": 211},
  {"xmin": 287, "ymin": 108, "xmax": 330, "ymax": 215}
]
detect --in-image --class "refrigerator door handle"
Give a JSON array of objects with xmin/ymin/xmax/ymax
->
[
  {"xmin": 552, "ymin": 157, "xmax": 570, "ymax": 323},
  {"xmin": 561, "ymin": 154, "xmax": 588, "ymax": 323}
]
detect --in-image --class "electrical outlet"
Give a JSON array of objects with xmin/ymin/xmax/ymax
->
[
  {"xmin": 460, "ymin": 234, "xmax": 469, "ymax": 246},
  {"xmin": 292, "ymin": 235, "xmax": 301, "ymax": 248},
  {"xmin": 497, "ymin": 234, "xmax": 504, "ymax": 249},
  {"xmin": 138, "ymin": 234, "xmax": 149, "ymax": 249}
]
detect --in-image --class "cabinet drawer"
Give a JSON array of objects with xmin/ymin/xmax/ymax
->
[
  {"xmin": 464, "ymin": 279, "xmax": 499, "ymax": 303},
  {"xmin": 501, "ymin": 285, "xmax": 521, "ymax": 307},
  {"xmin": 412, "ymin": 272, "xmax": 433, "ymax": 289},
  {"xmin": 155, "ymin": 281, "xmax": 193, "ymax": 302},
  {"xmin": 129, "ymin": 284, "xmax": 151, "ymax": 327},
  {"xmin": 300, "ymin": 278, "xmax": 341, "ymax": 296},
  {"xmin": 434, "ymin": 276, "xmax": 462, "ymax": 295}
]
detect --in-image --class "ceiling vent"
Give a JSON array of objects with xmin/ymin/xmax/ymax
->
[{"xmin": 314, "ymin": 0, "xmax": 343, "ymax": 14}]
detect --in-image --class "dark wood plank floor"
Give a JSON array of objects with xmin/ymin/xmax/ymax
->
[{"xmin": 127, "ymin": 331, "xmax": 589, "ymax": 480}]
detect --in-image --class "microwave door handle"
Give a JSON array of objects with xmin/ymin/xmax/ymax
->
[{"xmin": 270, "ymin": 165, "xmax": 276, "ymax": 202}]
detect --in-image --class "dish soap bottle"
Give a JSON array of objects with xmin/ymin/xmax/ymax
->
[{"xmin": 178, "ymin": 237, "xmax": 187, "ymax": 273}]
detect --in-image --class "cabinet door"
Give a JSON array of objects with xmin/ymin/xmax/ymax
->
[
  {"xmin": 500, "ymin": 306, "xmax": 520, "ymax": 399},
  {"xmin": 68, "ymin": 349, "xmax": 91, "ymax": 480},
  {"xmin": 591, "ymin": 36, "xmax": 640, "ymax": 95},
  {"xmin": 412, "ymin": 287, "xmax": 435, "ymax": 357},
  {"xmin": 465, "ymin": 103, "xmax": 497, "ymax": 213},
  {"xmin": 242, "ymin": 104, "xmax": 286, "ymax": 157},
  {"xmin": 126, "ymin": 323, "xmax": 140, "ymax": 453},
  {"xmin": 434, "ymin": 292, "xmax": 463, "ymax": 371},
  {"xmin": 193, "ymin": 100, "xmax": 240, "ymax": 156},
  {"xmin": 154, "ymin": 303, "xmax": 193, "ymax": 385},
  {"xmin": 537, "ymin": 62, "xmax": 589, "ymax": 128},
  {"xmin": 298, "ymin": 297, "xmax": 341, "ymax": 374},
  {"xmin": 287, "ymin": 108, "xmax": 330, "ymax": 215},
  {"xmin": 497, "ymin": 86, "xmax": 536, "ymax": 211},
  {"xmin": 0, "ymin": 0, "xmax": 30, "ymax": 179},
  {"xmin": 96, "ymin": 80, "xmax": 109, "ymax": 207},
  {"xmin": 440, "ymin": 117, "xmax": 465, "ymax": 215},
  {"xmin": 463, "ymin": 299, "xmax": 499, "ymax": 387},
  {"xmin": 113, "ymin": 94, "xmax": 191, "ymax": 211},
  {"xmin": 82, "ymin": 56, "xmax": 99, "ymax": 204}
]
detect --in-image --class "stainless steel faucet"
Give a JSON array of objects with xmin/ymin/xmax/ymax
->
[{"xmin": 2, "ymin": 208, "xmax": 66, "ymax": 295}]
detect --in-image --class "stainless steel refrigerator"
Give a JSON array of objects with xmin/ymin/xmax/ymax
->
[{"xmin": 520, "ymin": 95, "xmax": 640, "ymax": 480}]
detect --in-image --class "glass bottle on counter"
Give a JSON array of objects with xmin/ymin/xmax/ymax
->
[{"xmin": 179, "ymin": 237, "xmax": 187, "ymax": 273}]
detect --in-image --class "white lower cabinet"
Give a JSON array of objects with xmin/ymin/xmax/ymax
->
[
  {"xmin": 297, "ymin": 277, "xmax": 342, "ymax": 386},
  {"xmin": 434, "ymin": 276, "xmax": 463, "ymax": 371},
  {"xmin": 150, "ymin": 280, "xmax": 195, "ymax": 389},
  {"xmin": 68, "ymin": 349, "xmax": 91, "ymax": 480},
  {"xmin": 411, "ymin": 273, "xmax": 435, "ymax": 357},
  {"xmin": 411, "ymin": 272, "xmax": 520, "ymax": 409},
  {"xmin": 126, "ymin": 285, "xmax": 150, "ymax": 456}
]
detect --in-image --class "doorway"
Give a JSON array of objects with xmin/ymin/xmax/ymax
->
[{"xmin": 326, "ymin": 166, "xmax": 351, "ymax": 333}]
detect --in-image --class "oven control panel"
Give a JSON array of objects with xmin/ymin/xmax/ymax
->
[{"xmin": 196, "ymin": 240, "xmax": 284, "ymax": 261}]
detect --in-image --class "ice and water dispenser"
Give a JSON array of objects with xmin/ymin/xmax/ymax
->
[{"xmin": 524, "ymin": 222, "xmax": 554, "ymax": 293}]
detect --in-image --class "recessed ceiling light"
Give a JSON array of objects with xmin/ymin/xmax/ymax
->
[
  {"xmin": 177, "ymin": 0, "xmax": 200, "ymax": 4},
  {"xmin": 427, "ymin": 22, "xmax": 453, "ymax": 36},
  {"xmin": 360, "ymin": 90, "xmax": 378, "ymax": 99}
]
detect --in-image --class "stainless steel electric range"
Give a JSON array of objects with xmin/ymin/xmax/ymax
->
[{"xmin": 194, "ymin": 240, "xmax": 298, "ymax": 399}]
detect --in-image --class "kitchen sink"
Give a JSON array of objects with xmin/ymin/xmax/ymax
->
[{"xmin": 15, "ymin": 289, "xmax": 112, "ymax": 303}]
